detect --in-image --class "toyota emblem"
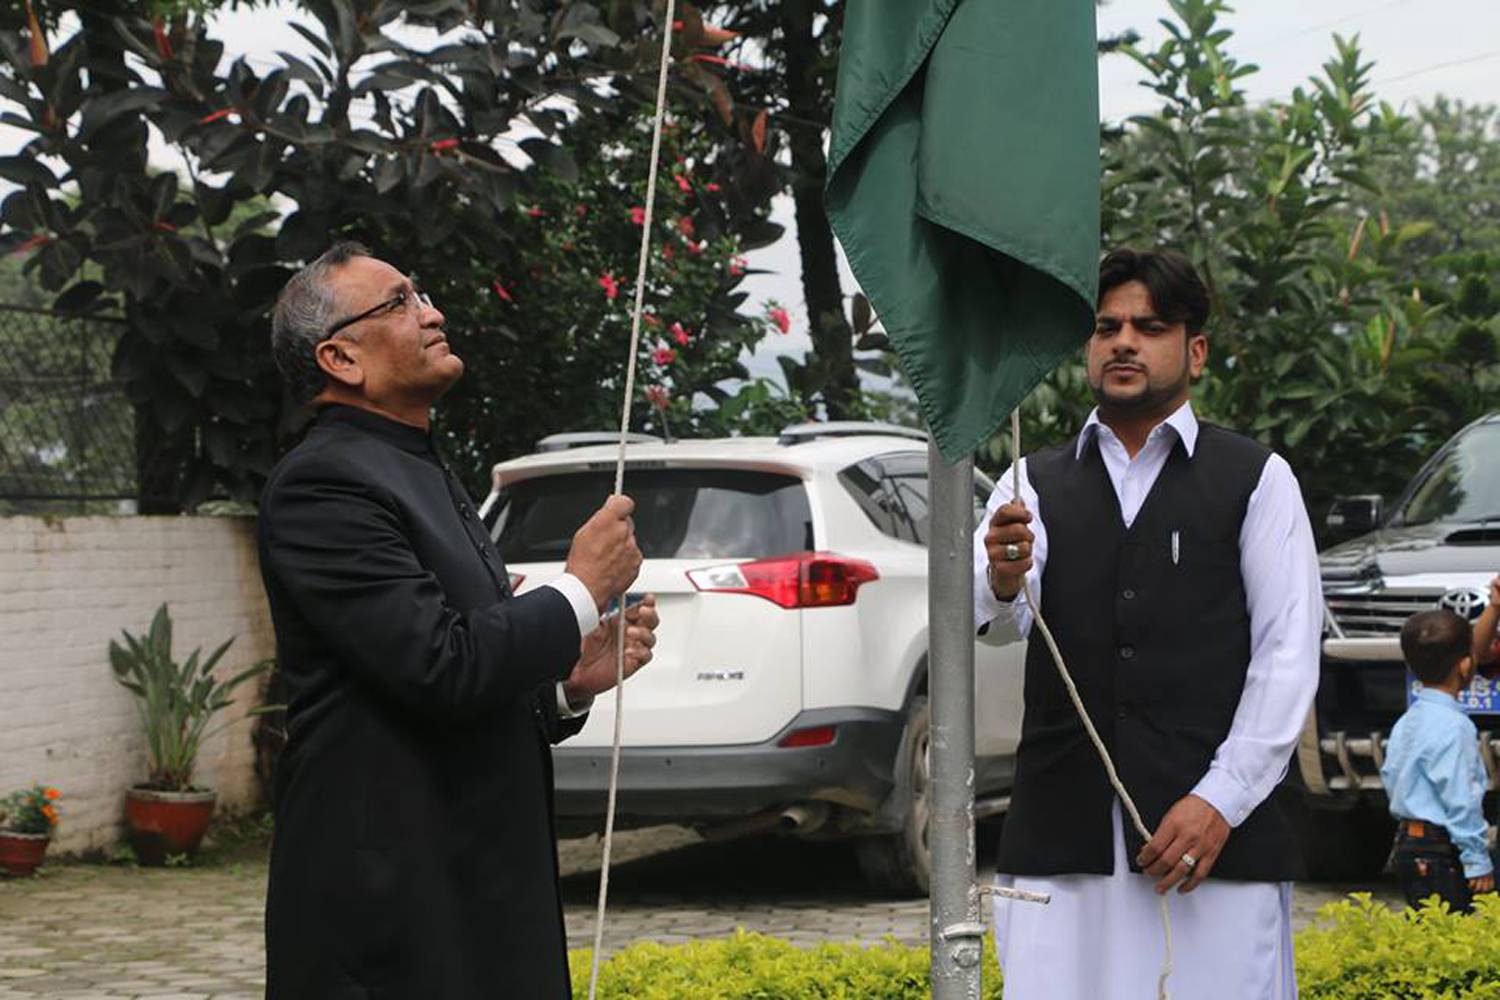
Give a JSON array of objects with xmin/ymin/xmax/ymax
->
[{"xmin": 1438, "ymin": 587, "xmax": 1488, "ymax": 621}]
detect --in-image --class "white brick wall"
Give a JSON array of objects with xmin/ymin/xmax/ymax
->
[{"xmin": 0, "ymin": 516, "xmax": 275, "ymax": 855}]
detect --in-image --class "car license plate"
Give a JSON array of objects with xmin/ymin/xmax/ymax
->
[{"xmin": 1408, "ymin": 673, "xmax": 1500, "ymax": 714}]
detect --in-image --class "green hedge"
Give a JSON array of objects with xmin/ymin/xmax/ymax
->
[
  {"xmin": 570, "ymin": 897, "xmax": 1500, "ymax": 999},
  {"xmin": 1297, "ymin": 894, "xmax": 1500, "ymax": 999},
  {"xmin": 569, "ymin": 932, "xmax": 1002, "ymax": 1000}
]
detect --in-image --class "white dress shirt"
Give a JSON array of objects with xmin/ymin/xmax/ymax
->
[
  {"xmin": 545, "ymin": 574, "xmax": 600, "ymax": 717},
  {"xmin": 971, "ymin": 400, "xmax": 1323, "ymax": 827}
]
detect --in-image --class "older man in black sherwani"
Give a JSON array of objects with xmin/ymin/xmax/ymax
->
[{"xmin": 259, "ymin": 242, "xmax": 658, "ymax": 999}]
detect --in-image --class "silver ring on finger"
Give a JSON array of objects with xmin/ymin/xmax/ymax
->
[
  {"xmin": 1180, "ymin": 852, "xmax": 1197, "ymax": 870},
  {"xmin": 1004, "ymin": 542, "xmax": 1023, "ymax": 561}
]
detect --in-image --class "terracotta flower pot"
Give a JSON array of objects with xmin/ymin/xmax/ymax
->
[
  {"xmin": 0, "ymin": 831, "xmax": 50, "ymax": 877},
  {"xmin": 124, "ymin": 787, "xmax": 217, "ymax": 866}
]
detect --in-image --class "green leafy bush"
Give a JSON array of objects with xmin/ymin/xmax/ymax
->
[
  {"xmin": 569, "ymin": 931, "xmax": 1003, "ymax": 1000},
  {"xmin": 567, "ymin": 897, "xmax": 1500, "ymax": 1000},
  {"xmin": 1297, "ymin": 893, "xmax": 1500, "ymax": 999}
]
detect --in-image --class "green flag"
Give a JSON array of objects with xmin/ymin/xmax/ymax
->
[{"xmin": 826, "ymin": 0, "xmax": 1100, "ymax": 461}]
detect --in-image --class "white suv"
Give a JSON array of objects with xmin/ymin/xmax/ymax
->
[{"xmin": 483, "ymin": 423, "xmax": 1026, "ymax": 892}]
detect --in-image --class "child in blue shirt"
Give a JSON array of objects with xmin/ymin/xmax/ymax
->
[{"xmin": 1381, "ymin": 607, "xmax": 1493, "ymax": 912}]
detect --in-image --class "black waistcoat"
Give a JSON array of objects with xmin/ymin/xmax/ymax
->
[{"xmin": 996, "ymin": 423, "xmax": 1303, "ymax": 882}]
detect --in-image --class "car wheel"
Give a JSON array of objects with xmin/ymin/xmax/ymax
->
[
  {"xmin": 1277, "ymin": 786, "xmax": 1396, "ymax": 882},
  {"xmin": 856, "ymin": 694, "xmax": 931, "ymax": 896}
]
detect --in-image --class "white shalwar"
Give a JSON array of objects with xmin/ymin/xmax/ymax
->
[{"xmin": 973, "ymin": 402, "xmax": 1322, "ymax": 1000}]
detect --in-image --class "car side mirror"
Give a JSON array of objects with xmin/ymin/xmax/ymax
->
[{"xmin": 1326, "ymin": 494, "xmax": 1383, "ymax": 537}]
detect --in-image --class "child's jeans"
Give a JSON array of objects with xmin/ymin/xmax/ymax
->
[{"xmin": 1391, "ymin": 819, "xmax": 1474, "ymax": 913}]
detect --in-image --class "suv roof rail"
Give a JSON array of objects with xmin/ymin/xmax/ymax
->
[
  {"xmin": 535, "ymin": 431, "xmax": 663, "ymax": 453},
  {"xmin": 777, "ymin": 421, "xmax": 928, "ymax": 446}
]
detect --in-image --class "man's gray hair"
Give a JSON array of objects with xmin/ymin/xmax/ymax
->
[{"xmin": 271, "ymin": 241, "xmax": 372, "ymax": 404}]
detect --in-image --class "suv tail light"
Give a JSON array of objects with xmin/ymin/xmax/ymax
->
[{"xmin": 687, "ymin": 552, "xmax": 879, "ymax": 608}]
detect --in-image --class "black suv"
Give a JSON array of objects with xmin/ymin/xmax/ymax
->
[{"xmin": 1282, "ymin": 413, "xmax": 1500, "ymax": 877}]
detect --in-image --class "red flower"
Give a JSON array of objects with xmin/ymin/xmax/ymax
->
[
  {"xmin": 646, "ymin": 385, "xmax": 671, "ymax": 409},
  {"xmin": 599, "ymin": 273, "xmax": 620, "ymax": 300},
  {"xmin": 662, "ymin": 243, "xmax": 675, "ymax": 262},
  {"xmin": 768, "ymin": 306, "xmax": 791, "ymax": 334},
  {"xmin": 491, "ymin": 279, "xmax": 513, "ymax": 303},
  {"xmin": 652, "ymin": 345, "xmax": 677, "ymax": 366},
  {"xmin": 153, "ymin": 18, "xmax": 174, "ymax": 60},
  {"xmin": 429, "ymin": 138, "xmax": 459, "ymax": 152},
  {"xmin": 643, "ymin": 313, "xmax": 662, "ymax": 327},
  {"xmin": 705, "ymin": 182, "xmax": 721, "ymax": 193},
  {"xmin": 674, "ymin": 173, "xmax": 692, "ymax": 193},
  {"xmin": 526, "ymin": 206, "xmax": 545, "ymax": 218},
  {"xmin": 671, "ymin": 323, "xmax": 691, "ymax": 347},
  {"xmin": 728, "ymin": 256, "xmax": 747, "ymax": 277},
  {"xmin": 677, "ymin": 216, "xmax": 695, "ymax": 239},
  {"xmin": 575, "ymin": 203, "xmax": 588, "ymax": 218},
  {"xmin": 8, "ymin": 234, "xmax": 50, "ymax": 257},
  {"xmin": 630, "ymin": 206, "xmax": 646, "ymax": 226}
]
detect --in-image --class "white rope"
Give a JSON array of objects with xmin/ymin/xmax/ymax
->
[
  {"xmin": 1010, "ymin": 408, "xmax": 1174, "ymax": 1000},
  {"xmin": 586, "ymin": 1, "xmax": 678, "ymax": 997}
]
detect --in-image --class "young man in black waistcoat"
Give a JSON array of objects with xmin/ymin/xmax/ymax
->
[
  {"xmin": 972, "ymin": 248, "xmax": 1322, "ymax": 998},
  {"xmin": 259, "ymin": 242, "xmax": 660, "ymax": 998}
]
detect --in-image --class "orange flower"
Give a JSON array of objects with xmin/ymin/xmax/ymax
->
[
  {"xmin": 41, "ymin": 804, "xmax": 57, "ymax": 824},
  {"xmin": 43, "ymin": 788, "xmax": 60, "ymax": 800}
]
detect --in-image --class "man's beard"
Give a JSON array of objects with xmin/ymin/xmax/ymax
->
[{"xmin": 1089, "ymin": 360, "xmax": 1190, "ymax": 414}]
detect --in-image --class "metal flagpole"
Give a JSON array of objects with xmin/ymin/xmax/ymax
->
[{"xmin": 927, "ymin": 438, "xmax": 983, "ymax": 999}]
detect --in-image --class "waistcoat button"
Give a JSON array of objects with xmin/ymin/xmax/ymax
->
[
  {"xmin": 1119, "ymin": 645, "xmax": 1135, "ymax": 660},
  {"xmin": 1122, "ymin": 588, "xmax": 1136, "ymax": 600}
]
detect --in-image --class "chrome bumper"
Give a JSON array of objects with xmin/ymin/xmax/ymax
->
[
  {"xmin": 1322, "ymin": 637, "xmax": 1404, "ymax": 661},
  {"xmin": 1297, "ymin": 715, "xmax": 1500, "ymax": 794}
]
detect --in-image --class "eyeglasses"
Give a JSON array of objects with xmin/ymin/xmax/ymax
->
[{"xmin": 324, "ymin": 285, "xmax": 435, "ymax": 339}]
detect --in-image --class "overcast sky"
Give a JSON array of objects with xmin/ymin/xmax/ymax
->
[{"xmin": 7, "ymin": 0, "xmax": 1498, "ymax": 387}]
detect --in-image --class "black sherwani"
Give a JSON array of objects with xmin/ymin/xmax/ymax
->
[{"xmin": 258, "ymin": 404, "xmax": 586, "ymax": 999}]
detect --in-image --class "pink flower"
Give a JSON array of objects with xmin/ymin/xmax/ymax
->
[
  {"xmin": 652, "ymin": 345, "xmax": 677, "ymax": 366},
  {"xmin": 705, "ymin": 183, "xmax": 721, "ymax": 193},
  {"xmin": 674, "ymin": 173, "xmax": 692, "ymax": 193},
  {"xmin": 599, "ymin": 273, "xmax": 619, "ymax": 300},
  {"xmin": 630, "ymin": 206, "xmax": 646, "ymax": 225},
  {"xmin": 728, "ymin": 256, "xmax": 746, "ymax": 277},
  {"xmin": 491, "ymin": 279, "xmax": 513, "ymax": 303},
  {"xmin": 686, "ymin": 241, "xmax": 702, "ymax": 255},
  {"xmin": 670, "ymin": 322, "xmax": 691, "ymax": 346},
  {"xmin": 768, "ymin": 306, "xmax": 791, "ymax": 334},
  {"xmin": 646, "ymin": 385, "xmax": 671, "ymax": 409},
  {"xmin": 677, "ymin": 216, "xmax": 695, "ymax": 239}
]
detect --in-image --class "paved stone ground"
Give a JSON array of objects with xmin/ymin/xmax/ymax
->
[{"xmin": 0, "ymin": 826, "xmax": 1401, "ymax": 999}]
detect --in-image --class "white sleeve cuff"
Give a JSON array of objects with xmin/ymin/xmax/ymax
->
[
  {"xmin": 544, "ymin": 573, "xmax": 601, "ymax": 640},
  {"xmin": 556, "ymin": 681, "xmax": 593, "ymax": 718},
  {"xmin": 1190, "ymin": 766, "xmax": 1256, "ymax": 828},
  {"xmin": 975, "ymin": 576, "xmax": 1023, "ymax": 633}
]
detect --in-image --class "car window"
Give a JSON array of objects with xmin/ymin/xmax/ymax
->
[
  {"xmin": 494, "ymin": 469, "xmax": 813, "ymax": 561},
  {"xmin": 841, "ymin": 452, "xmax": 990, "ymax": 545},
  {"xmin": 838, "ymin": 460, "xmax": 900, "ymax": 538},
  {"xmin": 1400, "ymin": 422, "xmax": 1500, "ymax": 526},
  {"xmin": 879, "ymin": 453, "xmax": 930, "ymax": 543}
]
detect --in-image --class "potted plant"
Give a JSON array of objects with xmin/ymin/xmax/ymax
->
[
  {"xmin": 110, "ymin": 604, "xmax": 272, "ymax": 866},
  {"xmin": 0, "ymin": 785, "xmax": 61, "ymax": 876}
]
